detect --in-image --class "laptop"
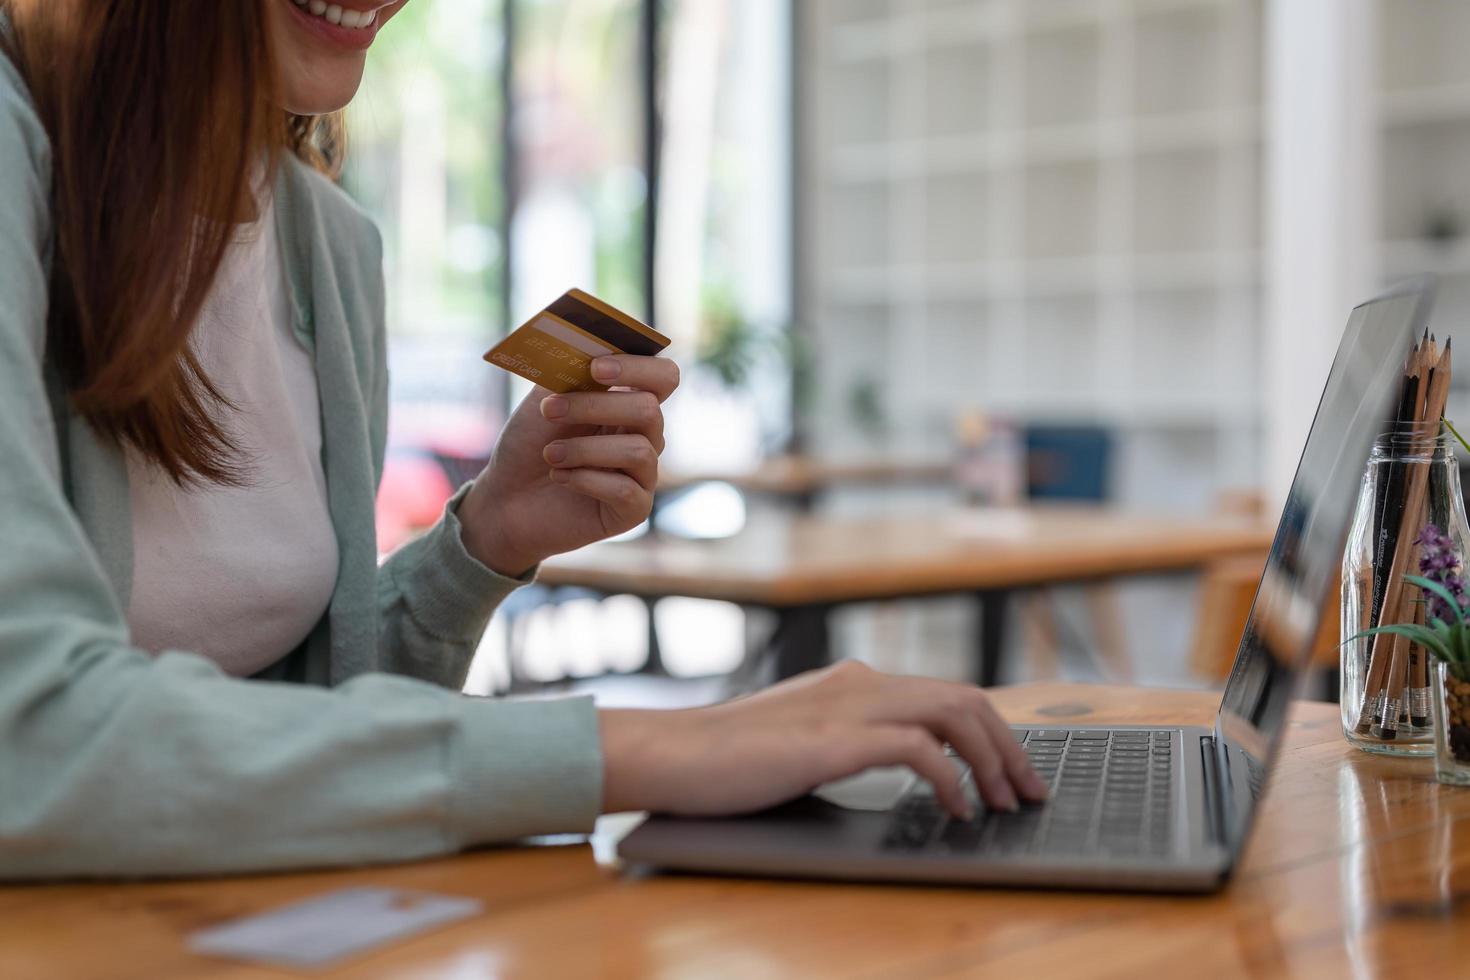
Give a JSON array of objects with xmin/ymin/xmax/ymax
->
[{"xmin": 618, "ymin": 279, "xmax": 1435, "ymax": 893}]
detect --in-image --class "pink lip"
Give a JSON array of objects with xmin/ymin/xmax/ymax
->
[{"xmin": 283, "ymin": 0, "xmax": 386, "ymax": 53}]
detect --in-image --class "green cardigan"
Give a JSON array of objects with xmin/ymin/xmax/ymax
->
[{"xmin": 0, "ymin": 49, "xmax": 601, "ymax": 878}]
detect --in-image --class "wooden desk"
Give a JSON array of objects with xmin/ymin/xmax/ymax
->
[
  {"xmin": 9, "ymin": 683, "xmax": 1467, "ymax": 979},
  {"xmin": 540, "ymin": 507, "xmax": 1275, "ymax": 681}
]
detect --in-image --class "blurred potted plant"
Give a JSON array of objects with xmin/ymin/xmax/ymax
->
[
  {"xmin": 846, "ymin": 374, "xmax": 887, "ymax": 446},
  {"xmin": 695, "ymin": 289, "xmax": 816, "ymax": 455}
]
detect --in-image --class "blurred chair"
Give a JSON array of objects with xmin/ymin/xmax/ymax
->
[
  {"xmin": 1024, "ymin": 426, "xmax": 1112, "ymax": 502},
  {"xmin": 375, "ymin": 449, "xmax": 455, "ymax": 554},
  {"xmin": 1017, "ymin": 425, "xmax": 1130, "ymax": 681},
  {"xmin": 1189, "ymin": 552, "xmax": 1340, "ymax": 685}
]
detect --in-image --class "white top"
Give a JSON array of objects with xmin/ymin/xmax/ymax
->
[{"xmin": 125, "ymin": 198, "xmax": 340, "ymax": 676}]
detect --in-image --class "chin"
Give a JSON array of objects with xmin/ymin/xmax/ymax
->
[
  {"xmin": 280, "ymin": 65, "xmax": 366, "ymax": 116},
  {"xmin": 269, "ymin": 0, "xmax": 407, "ymax": 115}
]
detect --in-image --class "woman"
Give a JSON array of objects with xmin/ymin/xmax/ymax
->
[{"xmin": 0, "ymin": 0, "xmax": 1045, "ymax": 879}]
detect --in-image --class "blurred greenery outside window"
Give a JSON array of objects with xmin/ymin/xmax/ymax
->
[
  {"xmin": 658, "ymin": 0, "xmax": 793, "ymax": 471},
  {"xmin": 345, "ymin": 0, "xmax": 791, "ymax": 552},
  {"xmin": 510, "ymin": 0, "xmax": 647, "ymax": 325},
  {"xmin": 345, "ymin": 0, "xmax": 508, "ymax": 550}
]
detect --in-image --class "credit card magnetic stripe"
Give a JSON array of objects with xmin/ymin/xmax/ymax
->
[
  {"xmin": 530, "ymin": 313, "xmax": 617, "ymax": 357},
  {"xmin": 546, "ymin": 292, "xmax": 667, "ymax": 356}
]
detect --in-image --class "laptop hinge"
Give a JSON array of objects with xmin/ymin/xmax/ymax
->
[{"xmin": 1198, "ymin": 735, "xmax": 1229, "ymax": 847}]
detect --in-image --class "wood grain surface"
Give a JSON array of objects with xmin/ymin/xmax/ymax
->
[
  {"xmin": 2, "ymin": 683, "xmax": 1463, "ymax": 978},
  {"xmin": 540, "ymin": 507, "xmax": 1276, "ymax": 605}
]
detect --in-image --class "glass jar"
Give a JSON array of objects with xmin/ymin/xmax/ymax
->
[
  {"xmin": 1340, "ymin": 425, "xmax": 1470, "ymax": 756},
  {"xmin": 1432, "ymin": 661, "xmax": 1470, "ymax": 783}
]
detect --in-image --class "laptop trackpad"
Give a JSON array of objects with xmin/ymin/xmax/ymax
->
[{"xmin": 813, "ymin": 767, "xmax": 915, "ymax": 811}]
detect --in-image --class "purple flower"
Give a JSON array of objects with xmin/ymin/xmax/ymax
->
[{"xmin": 1417, "ymin": 523, "xmax": 1470, "ymax": 622}]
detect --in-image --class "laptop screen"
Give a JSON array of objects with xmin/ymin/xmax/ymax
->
[{"xmin": 1214, "ymin": 280, "xmax": 1434, "ymax": 850}]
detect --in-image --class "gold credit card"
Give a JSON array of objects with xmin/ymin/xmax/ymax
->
[{"xmin": 483, "ymin": 288, "xmax": 671, "ymax": 393}]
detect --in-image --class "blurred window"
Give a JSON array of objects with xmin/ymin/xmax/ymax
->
[
  {"xmin": 345, "ymin": 0, "xmax": 792, "ymax": 559},
  {"xmin": 510, "ymin": 0, "xmax": 648, "ymax": 325},
  {"xmin": 658, "ymin": 0, "xmax": 794, "ymax": 472},
  {"xmin": 345, "ymin": 0, "xmax": 509, "ymax": 551}
]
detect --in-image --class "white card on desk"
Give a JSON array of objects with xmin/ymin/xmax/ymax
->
[{"xmin": 187, "ymin": 886, "xmax": 483, "ymax": 970}]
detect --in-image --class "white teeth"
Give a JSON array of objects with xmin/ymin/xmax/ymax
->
[{"xmin": 296, "ymin": 0, "xmax": 377, "ymax": 30}]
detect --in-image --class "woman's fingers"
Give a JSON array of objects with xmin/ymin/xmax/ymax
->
[
  {"xmin": 843, "ymin": 667, "xmax": 1047, "ymax": 808},
  {"xmin": 541, "ymin": 390, "xmax": 665, "ymax": 450},
  {"xmin": 548, "ymin": 467, "xmax": 653, "ymax": 528},
  {"xmin": 967, "ymin": 692, "xmax": 1051, "ymax": 802},
  {"xmin": 939, "ymin": 713, "xmax": 1019, "ymax": 812},
  {"xmin": 545, "ymin": 434, "xmax": 659, "ymax": 491},
  {"xmin": 828, "ymin": 725, "xmax": 972, "ymax": 819},
  {"xmin": 927, "ymin": 690, "xmax": 1046, "ymax": 806},
  {"xmin": 591, "ymin": 355, "xmax": 681, "ymax": 402}
]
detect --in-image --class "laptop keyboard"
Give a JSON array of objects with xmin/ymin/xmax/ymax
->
[{"xmin": 881, "ymin": 728, "xmax": 1177, "ymax": 859}]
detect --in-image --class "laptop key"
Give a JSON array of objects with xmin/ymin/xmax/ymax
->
[
  {"xmin": 1030, "ymin": 731, "xmax": 1071, "ymax": 741},
  {"xmin": 940, "ymin": 818, "xmax": 988, "ymax": 852}
]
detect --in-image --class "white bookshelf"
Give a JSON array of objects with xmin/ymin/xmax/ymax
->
[
  {"xmin": 797, "ymin": 0, "xmax": 1265, "ymax": 512},
  {"xmin": 1377, "ymin": 0, "xmax": 1470, "ymax": 425}
]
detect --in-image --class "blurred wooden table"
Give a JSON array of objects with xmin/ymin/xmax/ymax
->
[
  {"xmin": 657, "ymin": 453, "xmax": 953, "ymax": 505},
  {"xmin": 9, "ymin": 683, "xmax": 1467, "ymax": 979},
  {"xmin": 540, "ymin": 506, "xmax": 1275, "ymax": 681}
]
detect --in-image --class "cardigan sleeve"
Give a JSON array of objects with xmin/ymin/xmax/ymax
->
[
  {"xmin": 375, "ymin": 482, "xmax": 538, "ymax": 687},
  {"xmin": 349, "ymin": 205, "xmax": 541, "ymax": 687},
  {"xmin": 0, "ymin": 51, "xmax": 602, "ymax": 880}
]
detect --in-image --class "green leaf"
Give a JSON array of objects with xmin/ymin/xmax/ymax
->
[
  {"xmin": 1436, "ymin": 622, "xmax": 1466, "ymax": 666},
  {"xmin": 1437, "ymin": 625, "xmax": 1470, "ymax": 668},
  {"xmin": 1454, "ymin": 624, "xmax": 1470, "ymax": 668},
  {"xmin": 1443, "ymin": 415, "xmax": 1470, "ymax": 459},
  {"xmin": 1405, "ymin": 574, "xmax": 1469, "ymax": 629},
  {"xmin": 1352, "ymin": 623, "xmax": 1456, "ymax": 662}
]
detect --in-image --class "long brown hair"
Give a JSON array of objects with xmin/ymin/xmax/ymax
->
[{"xmin": 1, "ymin": 0, "xmax": 342, "ymax": 484}]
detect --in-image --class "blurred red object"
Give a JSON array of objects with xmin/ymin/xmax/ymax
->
[{"xmin": 376, "ymin": 451, "xmax": 455, "ymax": 555}]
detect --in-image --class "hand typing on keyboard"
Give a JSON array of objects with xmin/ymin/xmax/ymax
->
[
  {"xmin": 883, "ymin": 728, "xmax": 1177, "ymax": 855},
  {"xmin": 599, "ymin": 660, "xmax": 1050, "ymax": 820}
]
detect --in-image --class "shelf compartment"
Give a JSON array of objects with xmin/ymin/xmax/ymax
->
[
  {"xmin": 820, "ymin": 61, "xmax": 891, "ymax": 147},
  {"xmin": 1024, "ymin": 160, "xmax": 1102, "ymax": 259},
  {"xmin": 913, "ymin": 300, "xmax": 991, "ymax": 408},
  {"xmin": 1380, "ymin": 117, "xmax": 1470, "ymax": 244},
  {"xmin": 1022, "ymin": 26, "xmax": 1102, "ymax": 128},
  {"xmin": 1022, "ymin": 296, "xmax": 1101, "ymax": 399},
  {"xmin": 924, "ymin": 173, "xmax": 992, "ymax": 263},
  {"xmin": 1380, "ymin": 0, "xmax": 1470, "ymax": 94},
  {"xmin": 1134, "ymin": 3, "xmax": 1227, "ymax": 117},
  {"xmin": 1134, "ymin": 147, "xmax": 1222, "ymax": 254},
  {"xmin": 1130, "ymin": 288, "xmax": 1227, "ymax": 399},
  {"xmin": 925, "ymin": 42, "xmax": 993, "ymax": 137},
  {"xmin": 820, "ymin": 183, "xmax": 893, "ymax": 270}
]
